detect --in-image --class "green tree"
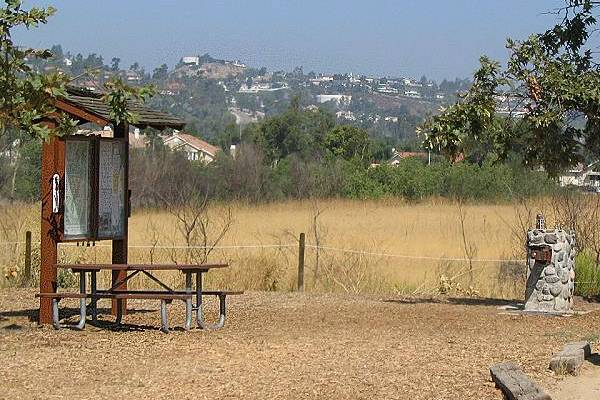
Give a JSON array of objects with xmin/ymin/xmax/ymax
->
[
  {"xmin": 324, "ymin": 125, "xmax": 371, "ymax": 163},
  {"xmin": 111, "ymin": 57, "xmax": 120, "ymax": 71},
  {"xmin": 0, "ymin": 1, "xmax": 76, "ymax": 140},
  {"xmin": 152, "ymin": 63, "xmax": 168, "ymax": 80},
  {"xmin": 419, "ymin": 0, "xmax": 600, "ymax": 176},
  {"xmin": 249, "ymin": 96, "xmax": 335, "ymax": 164}
]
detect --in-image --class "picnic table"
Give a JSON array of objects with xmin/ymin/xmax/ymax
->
[{"xmin": 36, "ymin": 263, "xmax": 243, "ymax": 333}]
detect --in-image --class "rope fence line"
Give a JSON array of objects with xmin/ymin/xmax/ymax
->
[
  {"xmin": 3, "ymin": 238, "xmax": 599, "ymax": 286},
  {"xmin": 0, "ymin": 240, "xmax": 527, "ymax": 263},
  {"xmin": 305, "ymin": 244, "xmax": 526, "ymax": 263}
]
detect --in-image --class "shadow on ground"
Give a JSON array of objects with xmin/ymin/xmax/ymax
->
[
  {"xmin": 588, "ymin": 354, "xmax": 600, "ymax": 367},
  {"xmin": 0, "ymin": 307, "xmax": 156, "ymax": 331},
  {"xmin": 384, "ymin": 297, "xmax": 520, "ymax": 307},
  {"xmin": 0, "ymin": 307, "xmax": 153, "ymax": 321}
]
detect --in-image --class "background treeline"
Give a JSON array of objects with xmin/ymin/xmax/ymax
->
[
  {"xmin": 136, "ymin": 99, "xmax": 557, "ymax": 205},
  {"xmin": 130, "ymin": 148, "xmax": 556, "ymax": 206},
  {"xmin": 0, "ymin": 101, "xmax": 557, "ymax": 204}
]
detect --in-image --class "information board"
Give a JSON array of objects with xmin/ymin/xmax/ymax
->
[
  {"xmin": 64, "ymin": 139, "xmax": 92, "ymax": 239},
  {"xmin": 97, "ymin": 140, "xmax": 126, "ymax": 239}
]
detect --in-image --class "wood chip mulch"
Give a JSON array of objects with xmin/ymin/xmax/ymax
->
[{"xmin": 1, "ymin": 289, "xmax": 599, "ymax": 400}]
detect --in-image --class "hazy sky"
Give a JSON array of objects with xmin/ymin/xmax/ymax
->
[{"xmin": 14, "ymin": 0, "xmax": 567, "ymax": 81}]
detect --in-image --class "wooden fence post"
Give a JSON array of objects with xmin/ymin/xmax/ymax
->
[
  {"xmin": 23, "ymin": 230, "xmax": 32, "ymax": 287},
  {"xmin": 298, "ymin": 232, "xmax": 305, "ymax": 292}
]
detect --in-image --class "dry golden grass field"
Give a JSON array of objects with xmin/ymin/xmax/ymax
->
[{"xmin": 0, "ymin": 198, "xmax": 558, "ymax": 297}]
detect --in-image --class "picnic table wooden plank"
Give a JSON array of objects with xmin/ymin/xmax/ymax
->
[
  {"xmin": 55, "ymin": 263, "xmax": 229, "ymax": 271},
  {"xmin": 96, "ymin": 289, "xmax": 245, "ymax": 296}
]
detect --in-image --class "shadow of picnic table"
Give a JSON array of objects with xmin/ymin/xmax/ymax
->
[{"xmin": 0, "ymin": 306, "xmax": 157, "ymax": 331}]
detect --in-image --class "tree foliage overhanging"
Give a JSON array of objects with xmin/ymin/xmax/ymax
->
[
  {"xmin": 0, "ymin": 0, "xmax": 75, "ymax": 139},
  {"xmin": 0, "ymin": 0, "xmax": 155, "ymax": 141},
  {"xmin": 419, "ymin": 0, "xmax": 600, "ymax": 176}
]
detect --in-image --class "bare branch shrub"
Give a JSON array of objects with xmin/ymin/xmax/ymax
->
[
  {"xmin": 310, "ymin": 199, "xmax": 327, "ymax": 286},
  {"xmin": 436, "ymin": 260, "xmax": 481, "ymax": 297},
  {"xmin": 0, "ymin": 201, "xmax": 30, "ymax": 286},
  {"xmin": 145, "ymin": 218, "xmax": 160, "ymax": 264},
  {"xmin": 150, "ymin": 151, "xmax": 234, "ymax": 265},
  {"xmin": 493, "ymin": 259, "xmax": 525, "ymax": 298},
  {"xmin": 457, "ymin": 199, "xmax": 478, "ymax": 285},
  {"xmin": 217, "ymin": 143, "xmax": 269, "ymax": 202},
  {"xmin": 319, "ymin": 249, "xmax": 387, "ymax": 294},
  {"xmin": 548, "ymin": 191, "xmax": 600, "ymax": 266}
]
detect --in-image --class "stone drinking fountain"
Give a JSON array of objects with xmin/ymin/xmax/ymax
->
[{"xmin": 525, "ymin": 215, "xmax": 576, "ymax": 313}]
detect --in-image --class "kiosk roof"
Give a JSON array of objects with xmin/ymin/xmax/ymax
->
[{"xmin": 57, "ymin": 86, "xmax": 186, "ymax": 130}]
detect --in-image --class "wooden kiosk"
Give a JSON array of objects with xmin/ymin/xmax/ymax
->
[{"xmin": 38, "ymin": 87, "xmax": 185, "ymax": 325}]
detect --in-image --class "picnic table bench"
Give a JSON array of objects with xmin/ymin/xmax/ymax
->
[{"xmin": 36, "ymin": 263, "xmax": 243, "ymax": 333}]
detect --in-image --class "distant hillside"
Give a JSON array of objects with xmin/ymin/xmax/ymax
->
[{"xmin": 368, "ymin": 92, "xmax": 441, "ymax": 116}]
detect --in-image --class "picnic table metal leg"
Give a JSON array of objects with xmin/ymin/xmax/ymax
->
[
  {"xmin": 90, "ymin": 271, "xmax": 97, "ymax": 323},
  {"xmin": 184, "ymin": 272, "xmax": 192, "ymax": 331},
  {"xmin": 160, "ymin": 300, "xmax": 169, "ymax": 333},
  {"xmin": 196, "ymin": 272, "xmax": 227, "ymax": 330},
  {"xmin": 217, "ymin": 294, "xmax": 226, "ymax": 328},
  {"xmin": 75, "ymin": 272, "xmax": 86, "ymax": 330},
  {"xmin": 52, "ymin": 298, "xmax": 61, "ymax": 329},
  {"xmin": 195, "ymin": 272, "xmax": 204, "ymax": 329},
  {"xmin": 49, "ymin": 271, "xmax": 87, "ymax": 330}
]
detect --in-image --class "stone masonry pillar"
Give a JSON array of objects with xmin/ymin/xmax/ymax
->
[{"xmin": 525, "ymin": 219, "xmax": 576, "ymax": 312}]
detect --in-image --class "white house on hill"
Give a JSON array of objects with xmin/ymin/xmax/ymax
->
[
  {"xmin": 163, "ymin": 132, "xmax": 220, "ymax": 163},
  {"xmin": 559, "ymin": 161, "xmax": 600, "ymax": 192}
]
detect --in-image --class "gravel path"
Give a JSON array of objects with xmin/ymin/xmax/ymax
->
[{"xmin": 1, "ymin": 289, "xmax": 599, "ymax": 399}]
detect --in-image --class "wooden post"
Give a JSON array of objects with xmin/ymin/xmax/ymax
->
[
  {"xmin": 39, "ymin": 134, "xmax": 64, "ymax": 324},
  {"xmin": 111, "ymin": 122, "xmax": 129, "ymax": 316},
  {"xmin": 297, "ymin": 232, "xmax": 305, "ymax": 292},
  {"xmin": 23, "ymin": 231, "xmax": 32, "ymax": 287}
]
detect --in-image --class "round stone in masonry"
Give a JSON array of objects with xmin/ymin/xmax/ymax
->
[
  {"xmin": 544, "ymin": 266, "xmax": 557, "ymax": 276},
  {"xmin": 542, "ymin": 285, "xmax": 551, "ymax": 295},
  {"xmin": 561, "ymin": 285, "xmax": 570, "ymax": 300},
  {"xmin": 536, "ymin": 280, "xmax": 545, "ymax": 291},
  {"xmin": 529, "ymin": 231, "xmax": 544, "ymax": 244},
  {"xmin": 545, "ymin": 233, "xmax": 558, "ymax": 244},
  {"xmin": 559, "ymin": 269, "xmax": 570, "ymax": 284},
  {"xmin": 550, "ymin": 283, "xmax": 563, "ymax": 296}
]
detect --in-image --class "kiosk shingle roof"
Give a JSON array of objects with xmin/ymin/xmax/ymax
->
[{"xmin": 61, "ymin": 86, "xmax": 185, "ymax": 129}]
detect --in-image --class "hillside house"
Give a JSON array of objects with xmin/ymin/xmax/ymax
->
[
  {"xmin": 124, "ymin": 70, "xmax": 142, "ymax": 82},
  {"xmin": 404, "ymin": 90, "xmax": 421, "ymax": 98},
  {"xmin": 316, "ymin": 94, "xmax": 352, "ymax": 106},
  {"xmin": 181, "ymin": 56, "xmax": 200, "ymax": 66},
  {"xmin": 559, "ymin": 162, "xmax": 600, "ymax": 192},
  {"xmin": 388, "ymin": 149, "xmax": 429, "ymax": 166},
  {"xmin": 163, "ymin": 132, "xmax": 220, "ymax": 163}
]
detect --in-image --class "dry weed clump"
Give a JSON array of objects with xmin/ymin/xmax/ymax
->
[{"xmin": 0, "ymin": 201, "xmax": 37, "ymax": 287}]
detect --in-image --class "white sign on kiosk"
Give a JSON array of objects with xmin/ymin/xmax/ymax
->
[
  {"xmin": 97, "ymin": 140, "xmax": 125, "ymax": 239},
  {"xmin": 64, "ymin": 139, "xmax": 92, "ymax": 239}
]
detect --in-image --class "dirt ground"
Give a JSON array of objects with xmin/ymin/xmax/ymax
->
[
  {"xmin": 1, "ymin": 289, "xmax": 600, "ymax": 400},
  {"xmin": 551, "ymin": 359, "xmax": 600, "ymax": 400}
]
